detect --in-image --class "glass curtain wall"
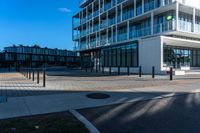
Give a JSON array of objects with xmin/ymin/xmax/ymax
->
[
  {"xmin": 163, "ymin": 45, "xmax": 200, "ymax": 68},
  {"xmin": 101, "ymin": 41, "xmax": 138, "ymax": 67}
]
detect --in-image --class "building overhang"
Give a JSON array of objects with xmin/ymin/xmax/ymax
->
[
  {"xmin": 79, "ymin": 0, "xmax": 94, "ymax": 8},
  {"xmin": 162, "ymin": 36, "xmax": 200, "ymax": 48}
]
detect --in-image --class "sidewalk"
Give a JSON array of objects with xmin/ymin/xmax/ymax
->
[
  {"xmin": 1, "ymin": 72, "xmax": 200, "ymax": 120},
  {"xmin": 0, "ymin": 83, "xmax": 200, "ymax": 120}
]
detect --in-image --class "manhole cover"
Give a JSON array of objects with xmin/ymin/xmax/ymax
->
[{"xmin": 86, "ymin": 93, "xmax": 110, "ymax": 99}]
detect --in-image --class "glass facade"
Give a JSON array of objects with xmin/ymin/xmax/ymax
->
[
  {"xmin": 163, "ymin": 45, "xmax": 200, "ymax": 68},
  {"xmin": 101, "ymin": 41, "xmax": 138, "ymax": 67},
  {"xmin": 3, "ymin": 46, "xmax": 80, "ymax": 68}
]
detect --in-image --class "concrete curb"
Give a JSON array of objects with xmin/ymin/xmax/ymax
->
[{"xmin": 69, "ymin": 109, "xmax": 100, "ymax": 133}]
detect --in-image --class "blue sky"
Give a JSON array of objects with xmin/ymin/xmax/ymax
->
[{"xmin": 0, "ymin": 0, "xmax": 79, "ymax": 51}]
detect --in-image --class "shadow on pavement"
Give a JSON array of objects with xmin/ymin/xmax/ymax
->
[{"xmin": 78, "ymin": 93, "xmax": 200, "ymax": 133}]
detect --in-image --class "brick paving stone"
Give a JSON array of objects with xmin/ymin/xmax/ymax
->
[{"xmin": 1, "ymin": 70, "xmax": 200, "ymax": 97}]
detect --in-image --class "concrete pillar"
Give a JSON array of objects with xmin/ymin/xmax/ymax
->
[
  {"xmin": 176, "ymin": 2, "xmax": 179, "ymax": 31},
  {"xmin": 193, "ymin": 8, "xmax": 196, "ymax": 32},
  {"xmin": 161, "ymin": 0, "xmax": 164, "ymax": 6},
  {"xmin": 120, "ymin": 4, "xmax": 123, "ymax": 22},
  {"xmin": 127, "ymin": 21, "xmax": 130, "ymax": 40},
  {"xmin": 115, "ymin": 6, "xmax": 118, "ymax": 23},
  {"xmin": 134, "ymin": 0, "xmax": 136, "ymax": 16},
  {"xmin": 103, "ymin": 0, "xmax": 104, "ymax": 11},
  {"xmin": 151, "ymin": 12, "xmax": 154, "ymax": 35},
  {"xmin": 142, "ymin": 0, "xmax": 144, "ymax": 13}
]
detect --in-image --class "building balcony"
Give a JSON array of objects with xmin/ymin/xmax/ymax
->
[
  {"xmin": 117, "ymin": 33, "xmax": 127, "ymax": 41},
  {"xmin": 104, "ymin": 2, "xmax": 112, "ymax": 11},
  {"xmin": 100, "ymin": 21, "xmax": 108, "ymax": 29},
  {"xmin": 93, "ymin": 10, "xmax": 99, "ymax": 17},
  {"xmin": 154, "ymin": 20, "xmax": 176, "ymax": 34},
  {"xmin": 195, "ymin": 24, "xmax": 200, "ymax": 33},
  {"xmin": 178, "ymin": 20, "xmax": 192, "ymax": 32}
]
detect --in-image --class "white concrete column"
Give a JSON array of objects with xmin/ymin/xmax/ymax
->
[
  {"xmin": 134, "ymin": 0, "xmax": 136, "ymax": 16},
  {"xmin": 151, "ymin": 12, "xmax": 154, "ymax": 35},
  {"xmin": 176, "ymin": 2, "xmax": 179, "ymax": 31},
  {"xmin": 121, "ymin": 4, "xmax": 123, "ymax": 21},
  {"xmin": 106, "ymin": 12, "xmax": 108, "ymax": 27},
  {"xmin": 86, "ymin": 7, "xmax": 88, "ymax": 20},
  {"xmin": 127, "ymin": 21, "xmax": 130, "ymax": 40},
  {"xmin": 99, "ymin": 0, "xmax": 101, "ymax": 14},
  {"xmin": 103, "ymin": 0, "xmax": 104, "ymax": 11},
  {"xmin": 161, "ymin": 0, "xmax": 164, "ymax": 6},
  {"xmin": 193, "ymin": 8, "xmax": 196, "ymax": 32},
  {"xmin": 142, "ymin": 0, "xmax": 144, "ymax": 13},
  {"xmin": 115, "ymin": 6, "xmax": 118, "ymax": 23}
]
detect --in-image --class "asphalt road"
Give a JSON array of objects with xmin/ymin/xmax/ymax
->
[{"xmin": 79, "ymin": 93, "xmax": 200, "ymax": 133}]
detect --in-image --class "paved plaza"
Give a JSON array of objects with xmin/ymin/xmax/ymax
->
[
  {"xmin": 1, "ymin": 69, "xmax": 200, "ymax": 97},
  {"xmin": 1, "ymin": 69, "xmax": 200, "ymax": 132}
]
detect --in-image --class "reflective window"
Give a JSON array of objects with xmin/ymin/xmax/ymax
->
[{"xmin": 101, "ymin": 41, "xmax": 138, "ymax": 67}]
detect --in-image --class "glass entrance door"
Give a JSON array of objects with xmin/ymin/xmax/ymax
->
[{"xmin": 164, "ymin": 45, "xmax": 191, "ymax": 69}]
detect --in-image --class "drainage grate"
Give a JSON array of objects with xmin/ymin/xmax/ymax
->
[
  {"xmin": 86, "ymin": 93, "xmax": 110, "ymax": 99},
  {"xmin": 0, "ymin": 96, "xmax": 7, "ymax": 103}
]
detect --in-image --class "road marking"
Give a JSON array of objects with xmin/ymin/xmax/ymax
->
[{"xmin": 69, "ymin": 109, "xmax": 100, "ymax": 133}]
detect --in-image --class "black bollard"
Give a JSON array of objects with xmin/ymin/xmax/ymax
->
[
  {"xmin": 139, "ymin": 66, "xmax": 142, "ymax": 77},
  {"xmin": 118, "ymin": 66, "xmax": 120, "ymax": 75},
  {"xmin": 43, "ymin": 69, "xmax": 46, "ymax": 87},
  {"xmin": 152, "ymin": 66, "xmax": 155, "ymax": 79},
  {"xmin": 170, "ymin": 67, "xmax": 173, "ymax": 81},
  {"xmin": 109, "ymin": 66, "xmax": 111, "ymax": 75},
  {"xmin": 37, "ymin": 70, "xmax": 39, "ymax": 84},
  {"xmin": 32, "ymin": 70, "xmax": 35, "ymax": 81},
  {"xmin": 127, "ymin": 66, "xmax": 130, "ymax": 76},
  {"xmin": 26, "ymin": 69, "xmax": 28, "ymax": 78},
  {"xmin": 29, "ymin": 69, "xmax": 31, "ymax": 79}
]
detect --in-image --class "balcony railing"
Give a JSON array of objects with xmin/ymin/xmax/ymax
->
[
  {"xmin": 195, "ymin": 24, "xmax": 200, "ymax": 33},
  {"xmin": 178, "ymin": 20, "xmax": 192, "ymax": 32},
  {"xmin": 100, "ymin": 20, "xmax": 108, "ymax": 29},
  {"xmin": 117, "ymin": 33, "xmax": 127, "ymax": 41},
  {"xmin": 154, "ymin": 20, "xmax": 176, "ymax": 34}
]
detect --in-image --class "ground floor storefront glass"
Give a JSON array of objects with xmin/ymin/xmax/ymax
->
[
  {"xmin": 101, "ymin": 41, "xmax": 138, "ymax": 67},
  {"xmin": 163, "ymin": 45, "xmax": 200, "ymax": 68}
]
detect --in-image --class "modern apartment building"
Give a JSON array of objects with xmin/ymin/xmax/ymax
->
[
  {"xmin": 0, "ymin": 45, "xmax": 80, "ymax": 69},
  {"xmin": 73, "ymin": 0, "xmax": 200, "ymax": 74}
]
